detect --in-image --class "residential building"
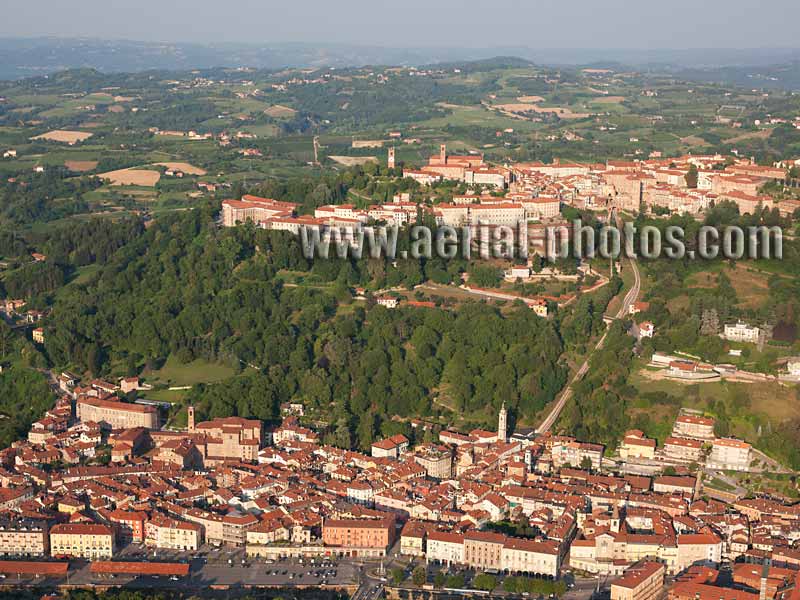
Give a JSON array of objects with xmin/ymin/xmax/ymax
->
[
  {"xmin": 708, "ymin": 438, "xmax": 751, "ymax": 471},
  {"xmin": 0, "ymin": 519, "xmax": 48, "ymax": 557},
  {"xmin": 464, "ymin": 530, "xmax": 506, "ymax": 571},
  {"xmin": 49, "ymin": 523, "xmax": 114, "ymax": 559},
  {"xmin": 412, "ymin": 444, "xmax": 454, "ymax": 479},
  {"xmin": 501, "ymin": 537, "xmax": 560, "ymax": 577},
  {"xmin": 663, "ymin": 437, "xmax": 703, "ymax": 462},
  {"xmin": 322, "ymin": 515, "xmax": 396, "ymax": 557},
  {"xmin": 426, "ymin": 531, "xmax": 465, "ymax": 566},
  {"xmin": 672, "ymin": 415, "xmax": 715, "ymax": 441},
  {"xmin": 722, "ymin": 321, "xmax": 761, "ymax": 344},
  {"xmin": 371, "ymin": 434, "xmax": 409, "ymax": 459},
  {"xmin": 145, "ymin": 516, "xmax": 202, "ymax": 551},
  {"xmin": 222, "ymin": 513, "xmax": 260, "ymax": 546},
  {"xmin": 611, "ymin": 562, "xmax": 666, "ymax": 600},
  {"xmin": 620, "ymin": 431, "xmax": 656, "ymax": 460},
  {"xmin": 107, "ymin": 510, "xmax": 147, "ymax": 544}
]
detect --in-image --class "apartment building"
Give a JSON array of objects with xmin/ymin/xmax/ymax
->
[
  {"xmin": 426, "ymin": 530, "xmax": 465, "ymax": 565},
  {"xmin": 672, "ymin": 415, "xmax": 715, "ymax": 441},
  {"xmin": 708, "ymin": 438, "xmax": 751, "ymax": 471},
  {"xmin": 663, "ymin": 437, "xmax": 703, "ymax": 462},
  {"xmin": 619, "ymin": 431, "xmax": 656, "ymax": 460},
  {"xmin": 246, "ymin": 520, "xmax": 290, "ymax": 546},
  {"xmin": 222, "ymin": 513, "xmax": 260, "ymax": 546},
  {"xmin": 145, "ymin": 515, "xmax": 202, "ymax": 551},
  {"xmin": 184, "ymin": 509, "xmax": 225, "ymax": 546},
  {"xmin": 50, "ymin": 523, "xmax": 114, "ymax": 559},
  {"xmin": 675, "ymin": 534, "xmax": 723, "ymax": 572},
  {"xmin": 322, "ymin": 515, "xmax": 396, "ymax": 557},
  {"xmin": 0, "ymin": 519, "xmax": 48, "ymax": 557},
  {"xmin": 107, "ymin": 510, "xmax": 147, "ymax": 543},
  {"xmin": 463, "ymin": 530, "xmax": 506, "ymax": 571},
  {"xmin": 76, "ymin": 396, "xmax": 159, "ymax": 430},
  {"xmin": 611, "ymin": 562, "xmax": 666, "ymax": 600},
  {"xmin": 501, "ymin": 538, "xmax": 560, "ymax": 577}
]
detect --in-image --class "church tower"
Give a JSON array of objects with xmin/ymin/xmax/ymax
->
[
  {"xmin": 187, "ymin": 406, "xmax": 196, "ymax": 433},
  {"xmin": 439, "ymin": 143, "xmax": 447, "ymax": 163},
  {"xmin": 498, "ymin": 402, "xmax": 508, "ymax": 442},
  {"xmin": 388, "ymin": 146, "xmax": 396, "ymax": 169}
]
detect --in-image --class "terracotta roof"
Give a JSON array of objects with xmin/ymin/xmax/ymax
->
[
  {"xmin": 90, "ymin": 561, "xmax": 190, "ymax": 576},
  {"xmin": 0, "ymin": 561, "xmax": 68, "ymax": 575},
  {"xmin": 51, "ymin": 523, "xmax": 113, "ymax": 536}
]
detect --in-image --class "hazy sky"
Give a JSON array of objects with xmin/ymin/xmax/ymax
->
[{"xmin": 2, "ymin": 0, "xmax": 799, "ymax": 49}]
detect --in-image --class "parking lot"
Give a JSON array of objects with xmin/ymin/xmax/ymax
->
[{"xmin": 79, "ymin": 544, "xmax": 360, "ymax": 589}]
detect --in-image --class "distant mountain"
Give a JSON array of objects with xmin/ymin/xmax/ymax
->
[
  {"xmin": 667, "ymin": 61, "xmax": 800, "ymax": 91},
  {"xmin": 1, "ymin": 37, "xmax": 800, "ymax": 86},
  {"xmin": 0, "ymin": 38, "xmax": 532, "ymax": 79}
]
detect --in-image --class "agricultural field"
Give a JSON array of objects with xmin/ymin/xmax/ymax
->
[
  {"xmin": 99, "ymin": 167, "xmax": 161, "ymax": 186},
  {"xmin": 30, "ymin": 129, "xmax": 93, "ymax": 143}
]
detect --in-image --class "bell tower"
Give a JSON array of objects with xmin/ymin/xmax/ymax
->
[
  {"xmin": 187, "ymin": 406, "xmax": 196, "ymax": 433},
  {"xmin": 498, "ymin": 402, "xmax": 508, "ymax": 443},
  {"xmin": 388, "ymin": 146, "xmax": 396, "ymax": 169}
]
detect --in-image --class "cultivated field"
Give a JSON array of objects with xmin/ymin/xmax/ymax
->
[
  {"xmin": 31, "ymin": 130, "xmax": 93, "ymax": 144},
  {"xmin": 493, "ymin": 101, "xmax": 591, "ymax": 120},
  {"xmin": 264, "ymin": 104, "xmax": 297, "ymax": 118},
  {"xmin": 99, "ymin": 167, "xmax": 161, "ymax": 186},
  {"xmin": 64, "ymin": 160, "xmax": 98, "ymax": 172},
  {"xmin": 592, "ymin": 96, "xmax": 626, "ymax": 104},
  {"xmin": 329, "ymin": 155, "xmax": 378, "ymax": 166}
]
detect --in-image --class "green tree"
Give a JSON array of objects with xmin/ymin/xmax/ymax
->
[
  {"xmin": 412, "ymin": 566, "xmax": 426, "ymax": 587},
  {"xmin": 473, "ymin": 573, "xmax": 497, "ymax": 591},
  {"xmin": 445, "ymin": 573, "xmax": 465, "ymax": 588},
  {"xmin": 434, "ymin": 572, "xmax": 446, "ymax": 588},
  {"xmin": 390, "ymin": 568, "xmax": 405, "ymax": 586},
  {"xmin": 685, "ymin": 164, "xmax": 699, "ymax": 189}
]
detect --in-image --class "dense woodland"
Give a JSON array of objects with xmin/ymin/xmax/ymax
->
[{"xmin": 34, "ymin": 205, "xmax": 568, "ymax": 450}]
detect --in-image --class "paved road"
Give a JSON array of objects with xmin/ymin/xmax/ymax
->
[{"xmin": 535, "ymin": 223, "xmax": 641, "ymax": 435}]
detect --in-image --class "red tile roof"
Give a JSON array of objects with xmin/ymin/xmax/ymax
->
[{"xmin": 90, "ymin": 561, "xmax": 190, "ymax": 576}]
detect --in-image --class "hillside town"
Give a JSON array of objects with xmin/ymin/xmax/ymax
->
[
  {"xmin": 222, "ymin": 147, "xmax": 800, "ymax": 242},
  {"xmin": 0, "ymin": 371, "xmax": 797, "ymax": 600}
]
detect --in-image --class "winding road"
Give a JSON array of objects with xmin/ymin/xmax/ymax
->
[{"xmin": 535, "ymin": 219, "xmax": 641, "ymax": 435}]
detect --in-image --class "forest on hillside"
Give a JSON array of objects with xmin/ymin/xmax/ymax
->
[{"xmin": 39, "ymin": 205, "xmax": 574, "ymax": 450}]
